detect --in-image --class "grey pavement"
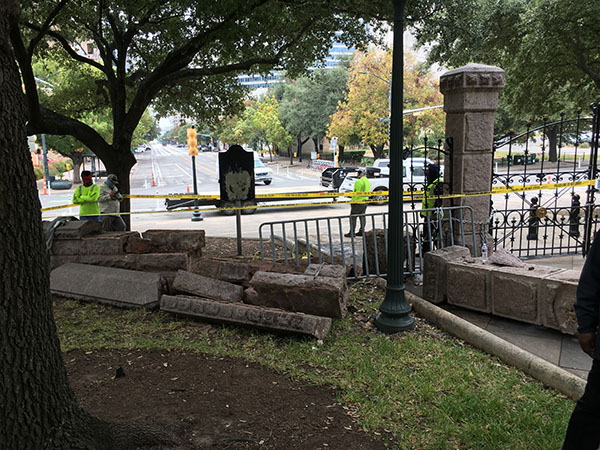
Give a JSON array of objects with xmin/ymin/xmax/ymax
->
[{"xmin": 407, "ymin": 254, "xmax": 592, "ymax": 380}]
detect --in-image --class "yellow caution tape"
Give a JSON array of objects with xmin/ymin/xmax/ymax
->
[
  {"xmin": 40, "ymin": 203, "xmax": 78, "ymax": 212},
  {"xmin": 40, "ymin": 179, "xmax": 595, "ymax": 216},
  {"xmin": 128, "ymin": 194, "xmax": 218, "ymax": 199}
]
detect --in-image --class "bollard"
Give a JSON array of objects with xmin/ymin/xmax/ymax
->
[
  {"xmin": 526, "ymin": 197, "xmax": 540, "ymax": 240},
  {"xmin": 569, "ymin": 194, "xmax": 581, "ymax": 237}
]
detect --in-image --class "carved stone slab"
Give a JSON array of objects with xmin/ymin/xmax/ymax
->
[
  {"xmin": 161, "ymin": 295, "xmax": 332, "ymax": 339},
  {"xmin": 50, "ymin": 263, "xmax": 162, "ymax": 309}
]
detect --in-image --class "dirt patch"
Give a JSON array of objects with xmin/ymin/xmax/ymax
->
[
  {"xmin": 203, "ymin": 237, "xmax": 273, "ymax": 261},
  {"xmin": 65, "ymin": 349, "xmax": 388, "ymax": 450}
]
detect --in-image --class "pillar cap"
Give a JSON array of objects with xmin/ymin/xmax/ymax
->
[{"xmin": 440, "ymin": 64, "xmax": 505, "ymax": 94}]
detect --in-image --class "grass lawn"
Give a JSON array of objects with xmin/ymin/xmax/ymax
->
[{"xmin": 54, "ymin": 280, "xmax": 573, "ymax": 449}]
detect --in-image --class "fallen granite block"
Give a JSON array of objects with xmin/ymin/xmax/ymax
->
[
  {"xmin": 50, "ymin": 234, "xmax": 135, "ymax": 255},
  {"xmin": 363, "ymin": 229, "xmax": 415, "ymax": 276},
  {"xmin": 304, "ymin": 264, "xmax": 347, "ymax": 279},
  {"xmin": 50, "ymin": 263, "xmax": 162, "ymax": 309},
  {"xmin": 538, "ymin": 269, "xmax": 580, "ymax": 334},
  {"xmin": 173, "ymin": 270, "xmax": 243, "ymax": 302},
  {"xmin": 248, "ymin": 271, "xmax": 347, "ymax": 318},
  {"xmin": 423, "ymin": 246, "xmax": 472, "ymax": 304},
  {"xmin": 161, "ymin": 295, "xmax": 332, "ymax": 339},
  {"xmin": 220, "ymin": 261, "xmax": 252, "ymax": 284},
  {"xmin": 187, "ymin": 256, "xmax": 221, "ymax": 278},
  {"xmin": 124, "ymin": 235, "xmax": 154, "ymax": 254},
  {"xmin": 51, "ymin": 253, "xmax": 188, "ymax": 273},
  {"xmin": 248, "ymin": 260, "xmax": 306, "ymax": 275},
  {"xmin": 51, "ymin": 220, "xmax": 102, "ymax": 239},
  {"xmin": 142, "ymin": 230, "xmax": 205, "ymax": 256}
]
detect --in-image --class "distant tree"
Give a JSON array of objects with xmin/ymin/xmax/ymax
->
[
  {"xmin": 41, "ymin": 135, "xmax": 87, "ymax": 183},
  {"xmin": 278, "ymin": 66, "xmax": 349, "ymax": 163},
  {"xmin": 412, "ymin": 0, "xmax": 600, "ymax": 161},
  {"xmin": 329, "ymin": 48, "xmax": 444, "ymax": 159},
  {"xmin": 254, "ymin": 96, "xmax": 293, "ymax": 157}
]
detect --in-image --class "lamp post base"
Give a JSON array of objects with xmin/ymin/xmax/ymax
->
[
  {"xmin": 374, "ymin": 285, "xmax": 414, "ymax": 333},
  {"xmin": 191, "ymin": 212, "xmax": 203, "ymax": 222}
]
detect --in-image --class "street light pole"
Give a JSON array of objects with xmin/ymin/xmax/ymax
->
[
  {"xmin": 41, "ymin": 134, "xmax": 50, "ymax": 191},
  {"xmin": 375, "ymin": 0, "xmax": 415, "ymax": 333}
]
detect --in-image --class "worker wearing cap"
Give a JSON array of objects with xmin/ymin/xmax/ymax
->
[
  {"xmin": 345, "ymin": 168, "xmax": 370, "ymax": 237},
  {"xmin": 98, "ymin": 174, "xmax": 126, "ymax": 231},
  {"xmin": 72, "ymin": 170, "xmax": 101, "ymax": 222}
]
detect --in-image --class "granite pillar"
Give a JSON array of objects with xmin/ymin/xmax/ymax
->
[{"xmin": 440, "ymin": 64, "xmax": 505, "ymax": 255}]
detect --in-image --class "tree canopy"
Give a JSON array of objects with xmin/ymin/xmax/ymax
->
[
  {"xmin": 328, "ymin": 48, "xmax": 444, "ymax": 159},
  {"xmin": 413, "ymin": 0, "xmax": 600, "ymax": 119}
]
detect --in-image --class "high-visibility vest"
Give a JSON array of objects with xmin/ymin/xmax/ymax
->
[
  {"xmin": 73, "ymin": 184, "xmax": 100, "ymax": 216},
  {"xmin": 353, "ymin": 176, "xmax": 370, "ymax": 202},
  {"xmin": 421, "ymin": 177, "xmax": 442, "ymax": 216}
]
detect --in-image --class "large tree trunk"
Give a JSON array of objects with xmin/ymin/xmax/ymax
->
[
  {"xmin": 547, "ymin": 125, "xmax": 558, "ymax": 163},
  {"xmin": 1, "ymin": 3, "xmax": 93, "ymax": 447},
  {"xmin": 70, "ymin": 152, "xmax": 84, "ymax": 184},
  {"xmin": 101, "ymin": 149, "xmax": 136, "ymax": 231},
  {"xmin": 1, "ymin": 5, "xmax": 178, "ymax": 448},
  {"xmin": 297, "ymin": 136, "xmax": 309, "ymax": 163}
]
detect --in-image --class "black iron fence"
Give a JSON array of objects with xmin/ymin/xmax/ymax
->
[{"xmin": 491, "ymin": 103, "xmax": 600, "ymax": 257}]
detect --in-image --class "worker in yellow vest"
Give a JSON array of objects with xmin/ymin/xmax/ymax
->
[
  {"xmin": 72, "ymin": 170, "xmax": 101, "ymax": 222},
  {"xmin": 345, "ymin": 168, "xmax": 370, "ymax": 237}
]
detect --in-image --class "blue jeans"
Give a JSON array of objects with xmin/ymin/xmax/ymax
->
[{"xmin": 80, "ymin": 216, "xmax": 101, "ymax": 222}]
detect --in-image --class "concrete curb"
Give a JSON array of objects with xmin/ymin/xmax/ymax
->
[{"xmin": 407, "ymin": 292, "xmax": 585, "ymax": 401}]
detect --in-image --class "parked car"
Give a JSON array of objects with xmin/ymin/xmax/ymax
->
[
  {"xmin": 373, "ymin": 158, "xmax": 443, "ymax": 180},
  {"xmin": 254, "ymin": 157, "xmax": 273, "ymax": 185},
  {"xmin": 216, "ymin": 150, "xmax": 273, "ymax": 185},
  {"xmin": 339, "ymin": 158, "xmax": 442, "ymax": 204}
]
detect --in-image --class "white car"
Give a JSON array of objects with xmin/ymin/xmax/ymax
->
[
  {"xmin": 253, "ymin": 157, "xmax": 273, "ymax": 185},
  {"xmin": 372, "ymin": 157, "xmax": 443, "ymax": 182},
  {"xmin": 339, "ymin": 158, "xmax": 442, "ymax": 204},
  {"xmin": 216, "ymin": 150, "xmax": 273, "ymax": 185}
]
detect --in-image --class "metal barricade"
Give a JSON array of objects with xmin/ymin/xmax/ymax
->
[{"xmin": 258, "ymin": 206, "xmax": 476, "ymax": 279}]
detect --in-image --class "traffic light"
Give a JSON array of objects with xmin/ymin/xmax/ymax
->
[{"xmin": 187, "ymin": 128, "xmax": 198, "ymax": 156}]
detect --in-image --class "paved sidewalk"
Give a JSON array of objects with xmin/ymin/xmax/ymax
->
[{"xmin": 408, "ymin": 254, "xmax": 592, "ymax": 380}]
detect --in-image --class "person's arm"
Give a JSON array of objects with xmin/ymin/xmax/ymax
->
[
  {"xmin": 98, "ymin": 186, "xmax": 112, "ymax": 203},
  {"xmin": 72, "ymin": 186, "xmax": 82, "ymax": 204},
  {"xmin": 87, "ymin": 185, "xmax": 100, "ymax": 202},
  {"xmin": 575, "ymin": 230, "xmax": 600, "ymax": 356}
]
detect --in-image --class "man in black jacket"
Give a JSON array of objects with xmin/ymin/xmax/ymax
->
[{"xmin": 563, "ymin": 229, "xmax": 600, "ymax": 449}]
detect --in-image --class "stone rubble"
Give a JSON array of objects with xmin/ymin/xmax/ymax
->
[{"xmin": 45, "ymin": 223, "xmax": 349, "ymax": 339}]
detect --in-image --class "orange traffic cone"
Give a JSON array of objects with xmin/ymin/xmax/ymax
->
[
  {"xmin": 151, "ymin": 172, "xmax": 156, "ymax": 187},
  {"xmin": 42, "ymin": 177, "xmax": 48, "ymax": 195},
  {"xmin": 186, "ymin": 184, "xmax": 190, "ymax": 193},
  {"xmin": 547, "ymin": 167, "xmax": 552, "ymax": 184}
]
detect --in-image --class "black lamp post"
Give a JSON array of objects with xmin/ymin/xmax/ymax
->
[{"xmin": 374, "ymin": 0, "xmax": 415, "ymax": 333}]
